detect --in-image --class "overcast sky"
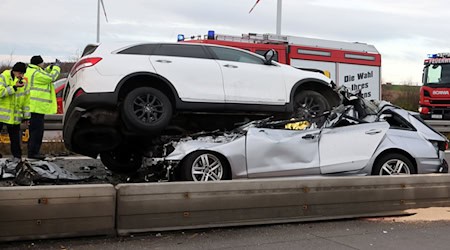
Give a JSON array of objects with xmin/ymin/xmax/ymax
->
[{"xmin": 1, "ymin": 0, "xmax": 449, "ymax": 84}]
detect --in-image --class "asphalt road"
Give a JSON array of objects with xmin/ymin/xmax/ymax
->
[{"xmin": 2, "ymin": 213, "xmax": 450, "ymax": 250}]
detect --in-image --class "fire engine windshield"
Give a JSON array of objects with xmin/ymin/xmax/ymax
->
[{"xmin": 425, "ymin": 63, "xmax": 450, "ymax": 85}]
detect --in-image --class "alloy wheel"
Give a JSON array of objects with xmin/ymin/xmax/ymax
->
[
  {"xmin": 378, "ymin": 159, "xmax": 411, "ymax": 175},
  {"xmin": 133, "ymin": 93, "xmax": 164, "ymax": 124},
  {"xmin": 191, "ymin": 153, "xmax": 224, "ymax": 181}
]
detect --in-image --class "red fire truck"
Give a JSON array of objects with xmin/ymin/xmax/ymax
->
[
  {"xmin": 419, "ymin": 53, "xmax": 450, "ymax": 119},
  {"xmin": 180, "ymin": 32, "xmax": 382, "ymax": 100}
]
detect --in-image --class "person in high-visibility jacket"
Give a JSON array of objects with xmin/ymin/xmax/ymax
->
[
  {"xmin": 24, "ymin": 55, "xmax": 60, "ymax": 160},
  {"xmin": 0, "ymin": 62, "xmax": 28, "ymax": 161}
]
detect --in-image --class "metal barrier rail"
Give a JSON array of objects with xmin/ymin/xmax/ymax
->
[
  {"xmin": 425, "ymin": 120, "xmax": 450, "ymax": 133},
  {"xmin": 0, "ymin": 184, "xmax": 116, "ymax": 242},
  {"xmin": 2, "ymin": 174, "xmax": 450, "ymax": 242},
  {"xmin": 19, "ymin": 114, "xmax": 63, "ymax": 131},
  {"xmin": 115, "ymin": 175, "xmax": 450, "ymax": 235}
]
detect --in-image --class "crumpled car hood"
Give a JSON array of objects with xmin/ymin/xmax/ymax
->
[{"xmin": 165, "ymin": 133, "xmax": 244, "ymax": 160}]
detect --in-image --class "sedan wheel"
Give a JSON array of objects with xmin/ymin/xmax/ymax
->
[
  {"xmin": 373, "ymin": 153, "xmax": 416, "ymax": 176},
  {"xmin": 179, "ymin": 151, "xmax": 231, "ymax": 181},
  {"xmin": 379, "ymin": 159, "xmax": 411, "ymax": 175}
]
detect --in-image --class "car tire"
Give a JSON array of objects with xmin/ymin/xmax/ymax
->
[
  {"xmin": 100, "ymin": 148, "xmax": 143, "ymax": 174},
  {"xmin": 179, "ymin": 151, "xmax": 231, "ymax": 181},
  {"xmin": 122, "ymin": 87, "xmax": 173, "ymax": 133},
  {"xmin": 372, "ymin": 153, "xmax": 416, "ymax": 175},
  {"xmin": 293, "ymin": 90, "xmax": 330, "ymax": 124}
]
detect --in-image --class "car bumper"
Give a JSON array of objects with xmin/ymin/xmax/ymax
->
[{"xmin": 63, "ymin": 92, "xmax": 118, "ymax": 154}]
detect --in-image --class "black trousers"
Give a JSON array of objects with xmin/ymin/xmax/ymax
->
[
  {"xmin": 28, "ymin": 113, "xmax": 45, "ymax": 157},
  {"xmin": 0, "ymin": 123, "xmax": 22, "ymax": 158}
]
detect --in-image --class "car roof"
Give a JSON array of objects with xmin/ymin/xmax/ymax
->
[{"xmin": 93, "ymin": 42, "xmax": 266, "ymax": 60}]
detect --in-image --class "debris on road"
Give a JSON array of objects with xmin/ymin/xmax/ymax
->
[{"xmin": 0, "ymin": 159, "xmax": 90, "ymax": 186}]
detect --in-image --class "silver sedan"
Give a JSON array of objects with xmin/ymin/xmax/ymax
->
[{"xmin": 164, "ymin": 101, "xmax": 448, "ymax": 181}]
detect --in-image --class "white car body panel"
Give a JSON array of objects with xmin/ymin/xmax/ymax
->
[
  {"xmin": 216, "ymin": 61, "xmax": 287, "ymax": 105},
  {"xmin": 150, "ymin": 55, "xmax": 225, "ymax": 102}
]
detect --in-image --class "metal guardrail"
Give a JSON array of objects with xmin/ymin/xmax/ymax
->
[
  {"xmin": 21, "ymin": 114, "xmax": 63, "ymax": 131},
  {"xmin": 425, "ymin": 120, "xmax": 450, "ymax": 133},
  {"xmin": 115, "ymin": 175, "xmax": 450, "ymax": 235},
  {"xmin": 3, "ymin": 174, "xmax": 449, "ymax": 242},
  {"xmin": 0, "ymin": 184, "xmax": 116, "ymax": 242},
  {"xmin": 44, "ymin": 114, "xmax": 63, "ymax": 130}
]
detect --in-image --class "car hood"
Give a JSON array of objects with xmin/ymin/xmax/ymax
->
[{"xmin": 165, "ymin": 133, "xmax": 244, "ymax": 160}]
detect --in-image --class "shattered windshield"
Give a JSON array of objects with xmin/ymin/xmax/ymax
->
[{"xmin": 425, "ymin": 63, "xmax": 450, "ymax": 85}]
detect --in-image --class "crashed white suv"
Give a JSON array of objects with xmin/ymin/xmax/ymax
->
[{"xmin": 63, "ymin": 42, "xmax": 339, "ymax": 173}]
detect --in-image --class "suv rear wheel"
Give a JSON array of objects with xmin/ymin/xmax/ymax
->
[
  {"xmin": 122, "ymin": 87, "xmax": 173, "ymax": 133},
  {"xmin": 293, "ymin": 90, "xmax": 330, "ymax": 123}
]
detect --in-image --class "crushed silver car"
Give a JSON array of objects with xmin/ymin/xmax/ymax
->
[{"xmin": 157, "ymin": 88, "xmax": 448, "ymax": 181}]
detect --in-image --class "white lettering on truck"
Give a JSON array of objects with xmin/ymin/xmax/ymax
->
[{"xmin": 432, "ymin": 90, "xmax": 450, "ymax": 95}]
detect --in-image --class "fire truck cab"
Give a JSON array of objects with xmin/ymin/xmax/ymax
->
[
  {"xmin": 420, "ymin": 53, "xmax": 450, "ymax": 119},
  {"xmin": 181, "ymin": 32, "xmax": 382, "ymax": 100}
]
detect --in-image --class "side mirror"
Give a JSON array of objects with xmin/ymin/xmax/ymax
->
[{"xmin": 263, "ymin": 49, "xmax": 276, "ymax": 65}]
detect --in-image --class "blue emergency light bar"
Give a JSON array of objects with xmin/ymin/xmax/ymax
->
[
  {"xmin": 428, "ymin": 54, "xmax": 438, "ymax": 58},
  {"xmin": 177, "ymin": 34, "xmax": 185, "ymax": 41},
  {"xmin": 207, "ymin": 30, "xmax": 215, "ymax": 40}
]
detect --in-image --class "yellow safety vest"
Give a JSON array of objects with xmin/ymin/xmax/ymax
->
[
  {"xmin": 0, "ymin": 70, "xmax": 28, "ymax": 125},
  {"xmin": 24, "ymin": 64, "xmax": 60, "ymax": 115}
]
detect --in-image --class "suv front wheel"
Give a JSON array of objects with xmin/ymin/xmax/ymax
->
[{"xmin": 122, "ymin": 87, "xmax": 173, "ymax": 133}]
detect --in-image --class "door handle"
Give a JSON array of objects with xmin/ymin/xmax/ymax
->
[
  {"xmin": 223, "ymin": 64, "xmax": 238, "ymax": 68},
  {"xmin": 302, "ymin": 134, "xmax": 316, "ymax": 140},
  {"xmin": 365, "ymin": 129, "xmax": 382, "ymax": 135},
  {"xmin": 155, "ymin": 59, "xmax": 172, "ymax": 63}
]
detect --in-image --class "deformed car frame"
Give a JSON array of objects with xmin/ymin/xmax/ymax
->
[{"xmin": 155, "ymin": 89, "xmax": 449, "ymax": 181}]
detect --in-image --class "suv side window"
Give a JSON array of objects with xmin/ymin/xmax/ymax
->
[
  {"xmin": 155, "ymin": 44, "xmax": 209, "ymax": 59},
  {"xmin": 118, "ymin": 44, "xmax": 158, "ymax": 55},
  {"xmin": 209, "ymin": 46, "xmax": 265, "ymax": 65}
]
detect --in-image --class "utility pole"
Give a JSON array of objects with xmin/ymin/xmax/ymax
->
[
  {"xmin": 96, "ymin": 0, "xmax": 108, "ymax": 43},
  {"xmin": 276, "ymin": 0, "xmax": 282, "ymax": 35},
  {"xmin": 97, "ymin": 0, "xmax": 100, "ymax": 43}
]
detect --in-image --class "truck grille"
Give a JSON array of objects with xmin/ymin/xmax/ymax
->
[{"xmin": 430, "ymin": 100, "xmax": 450, "ymax": 105}]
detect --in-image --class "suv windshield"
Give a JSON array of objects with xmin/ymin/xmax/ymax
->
[{"xmin": 424, "ymin": 63, "xmax": 450, "ymax": 85}]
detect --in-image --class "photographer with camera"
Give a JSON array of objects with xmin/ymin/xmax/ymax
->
[
  {"xmin": 0, "ymin": 62, "xmax": 28, "ymax": 162},
  {"xmin": 24, "ymin": 55, "xmax": 60, "ymax": 160}
]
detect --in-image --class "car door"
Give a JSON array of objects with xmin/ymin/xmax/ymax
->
[
  {"xmin": 319, "ymin": 122, "xmax": 390, "ymax": 174},
  {"xmin": 207, "ymin": 46, "xmax": 286, "ymax": 105},
  {"xmin": 150, "ymin": 44, "xmax": 225, "ymax": 103},
  {"xmin": 246, "ymin": 127, "xmax": 321, "ymax": 178}
]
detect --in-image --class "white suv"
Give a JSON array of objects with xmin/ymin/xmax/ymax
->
[{"xmin": 63, "ymin": 42, "xmax": 339, "ymax": 173}]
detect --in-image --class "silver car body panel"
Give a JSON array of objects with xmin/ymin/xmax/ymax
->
[
  {"xmin": 246, "ymin": 128, "xmax": 321, "ymax": 178},
  {"xmin": 319, "ymin": 122, "xmax": 389, "ymax": 174}
]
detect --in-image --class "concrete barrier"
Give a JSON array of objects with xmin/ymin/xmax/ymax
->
[
  {"xmin": 0, "ymin": 184, "xmax": 116, "ymax": 242},
  {"xmin": 116, "ymin": 175, "xmax": 450, "ymax": 235}
]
